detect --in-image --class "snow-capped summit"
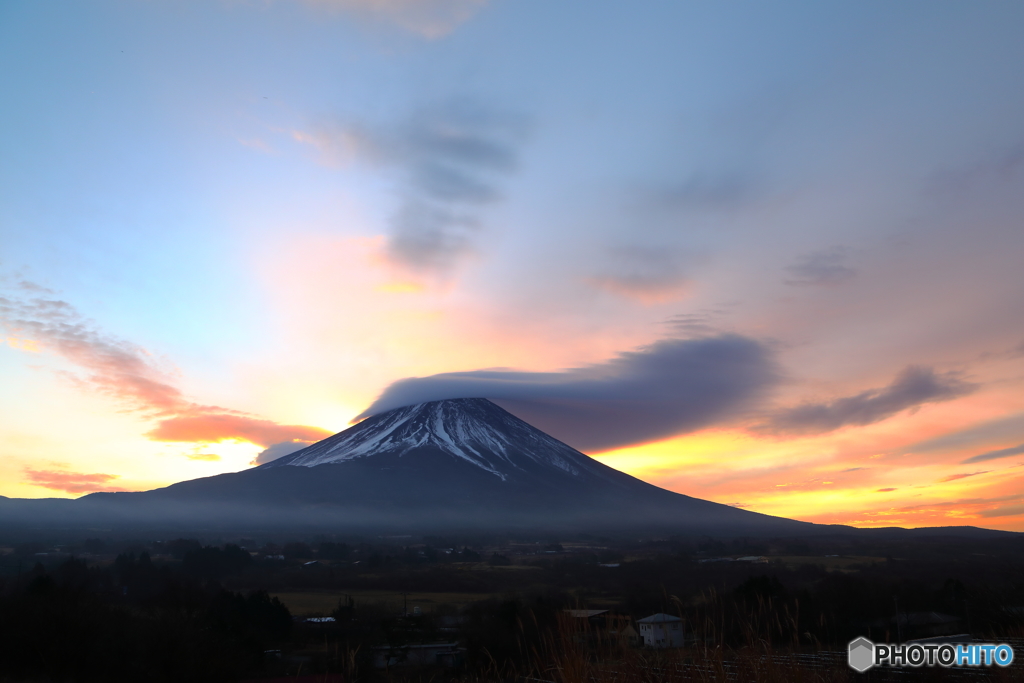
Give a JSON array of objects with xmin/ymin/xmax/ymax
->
[{"xmin": 263, "ymin": 398, "xmax": 620, "ymax": 487}]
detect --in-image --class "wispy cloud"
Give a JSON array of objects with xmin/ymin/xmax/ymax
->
[
  {"xmin": 296, "ymin": 100, "xmax": 529, "ymax": 274},
  {"xmin": 927, "ymin": 141, "xmax": 1024, "ymax": 196},
  {"xmin": 760, "ymin": 366, "xmax": 975, "ymax": 435},
  {"xmin": 662, "ymin": 311, "xmax": 725, "ymax": 337},
  {"xmin": 896, "ymin": 493, "xmax": 1024, "ymax": 511},
  {"xmin": 784, "ymin": 247, "xmax": 856, "ymax": 287},
  {"xmin": 588, "ymin": 246, "xmax": 692, "ymax": 303},
  {"xmin": 1, "ymin": 289, "xmax": 187, "ymax": 413},
  {"xmin": 358, "ymin": 334, "xmax": 778, "ymax": 452},
  {"xmin": 977, "ymin": 503, "xmax": 1024, "ymax": 519},
  {"xmin": 0, "ymin": 281, "xmax": 331, "ymax": 457},
  {"xmin": 939, "ymin": 471, "xmax": 989, "ymax": 482},
  {"xmin": 962, "ymin": 442, "xmax": 1024, "ymax": 464},
  {"xmin": 24, "ymin": 467, "xmax": 127, "ymax": 495},
  {"xmin": 907, "ymin": 412, "xmax": 1024, "ymax": 454}
]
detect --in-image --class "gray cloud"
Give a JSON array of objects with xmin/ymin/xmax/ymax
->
[
  {"xmin": 906, "ymin": 412, "xmax": 1024, "ymax": 454},
  {"xmin": 662, "ymin": 311, "xmax": 723, "ymax": 337},
  {"xmin": 253, "ymin": 440, "xmax": 314, "ymax": 466},
  {"xmin": 15, "ymin": 279, "xmax": 55, "ymax": 294},
  {"xmin": 389, "ymin": 200, "xmax": 482, "ymax": 272},
  {"xmin": 411, "ymin": 162, "xmax": 500, "ymax": 203},
  {"xmin": 977, "ymin": 503, "xmax": 1024, "ymax": 519},
  {"xmin": 403, "ymin": 112, "xmax": 519, "ymax": 170},
  {"xmin": 388, "ymin": 103, "xmax": 527, "ymax": 271},
  {"xmin": 784, "ymin": 247, "xmax": 857, "ymax": 287},
  {"xmin": 962, "ymin": 442, "xmax": 1024, "ymax": 465},
  {"xmin": 927, "ymin": 141, "xmax": 1024, "ymax": 196},
  {"xmin": 305, "ymin": 100, "xmax": 528, "ymax": 273},
  {"xmin": 762, "ymin": 366, "xmax": 976, "ymax": 435},
  {"xmin": 357, "ymin": 334, "xmax": 778, "ymax": 452}
]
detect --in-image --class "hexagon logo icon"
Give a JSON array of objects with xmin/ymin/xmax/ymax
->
[{"xmin": 848, "ymin": 637, "xmax": 875, "ymax": 672}]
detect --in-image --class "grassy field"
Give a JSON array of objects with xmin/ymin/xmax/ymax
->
[
  {"xmin": 771, "ymin": 555, "xmax": 888, "ymax": 571},
  {"xmin": 271, "ymin": 556, "xmax": 892, "ymax": 616},
  {"xmin": 271, "ymin": 589, "xmax": 495, "ymax": 616}
]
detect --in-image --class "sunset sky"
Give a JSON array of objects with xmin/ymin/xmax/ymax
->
[{"xmin": 3, "ymin": 1, "xmax": 1024, "ymax": 530}]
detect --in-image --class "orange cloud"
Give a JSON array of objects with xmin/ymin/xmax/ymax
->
[
  {"xmin": 24, "ymin": 468, "xmax": 128, "ymax": 494},
  {"xmin": 148, "ymin": 413, "xmax": 331, "ymax": 447},
  {"xmin": 587, "ymin": 275, "xmax": 691, "ymax": 304}
]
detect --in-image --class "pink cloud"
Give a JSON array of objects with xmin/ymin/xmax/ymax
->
[
  {"xmin": 0, "ymin": 282, "xmax": 331, "ymax": 453},
  {"xmin": 24, "ymin": 468, "xmax": 128, "ymax": 494},
  {"xmin": 939, "ymin": 471, "xmax": 989, "ymax": 482},
  {"xmin": 0, "ymin": 291, "xmax": 188, "ymax": 414}
]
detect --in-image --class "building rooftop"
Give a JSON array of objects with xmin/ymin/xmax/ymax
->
[
  {"xmin": 371, "ymin": 642, "xmax": 459, "ymax": 651},
  {"xmin": 638, "ymin": 613, "xmax": 682, "ymax": 623}
]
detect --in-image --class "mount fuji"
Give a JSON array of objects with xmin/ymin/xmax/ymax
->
[
  {"xmin": 4, "ymin": 398, "xmax": 820, "ymax": 534},
  {"xmin": 265, "ymin": 398, "xmax": 639, "ymax": 490}
]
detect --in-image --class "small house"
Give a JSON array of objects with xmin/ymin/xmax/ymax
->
[{"xmin": 638, "ymin": 613, "xmax": 683, "ymax": 648}]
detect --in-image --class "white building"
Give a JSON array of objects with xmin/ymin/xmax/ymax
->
[{"xmin": 637, "ymin": 613, "xmax": 683, "ymax": 648}]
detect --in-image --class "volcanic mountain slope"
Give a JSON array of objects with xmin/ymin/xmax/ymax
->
[
  {"xmin": 0, "ymin": 401, "xmax": 782, "ymax": 536},
  {"xmin": 250, "ymin": 397, "xmax": 781, "ymax": 527},
  {"xmin": 1, "ymin": 398, "xmax": 1016, "ymax": 536},
  {"xmin": 0, "ymin": 398, "xmax": 807, "ymax": 534}
]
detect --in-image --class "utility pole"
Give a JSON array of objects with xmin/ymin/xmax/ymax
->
[{"xmin": 894, "ymin": 596, "xmax": 902, "ymax": 642}]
